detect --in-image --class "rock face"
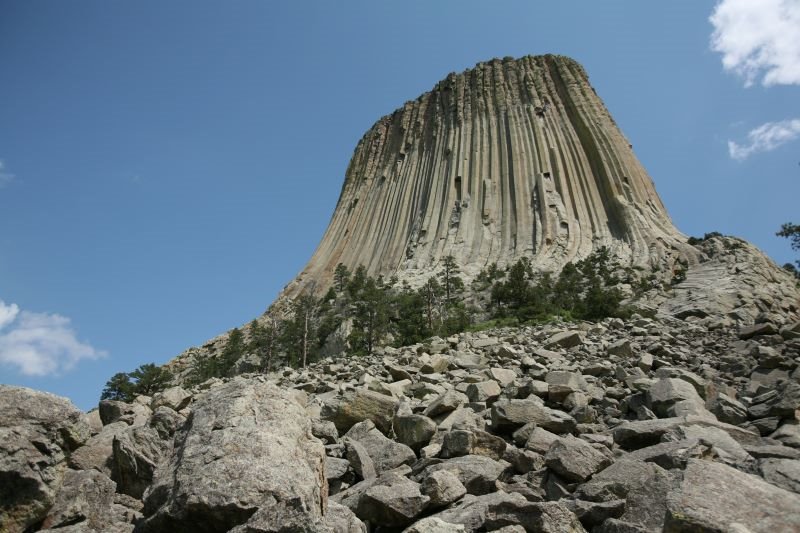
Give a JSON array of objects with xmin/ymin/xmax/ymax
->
[
  {"xmin": 166, "ymin": 54, "xmax": 799, "ymax": 381},
  {"xmin": 138, "ymin": 377, "xmax": 328, "ymax": 532},
  {"xmin": 0, "ymin": 386, "xmax": 90, "ymax": 533},
  {"xmin": 5, "ymin": 54, "xmax": 800, "ymax": 533},
  {"xmin": 284, "ymin": 54, "xmax": 689, "ymax": 297},
  {"xmin": 6, "ymin": 314, "xmax": 800, "ymax": 532}
]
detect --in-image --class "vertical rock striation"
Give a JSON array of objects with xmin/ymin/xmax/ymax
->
[{"xmin": 284, "ymin": 54, "xmax": 689, "ymax": 297}]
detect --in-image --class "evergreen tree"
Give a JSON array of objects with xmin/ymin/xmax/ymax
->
[
  {"xmin": 439, "ymin": 255, "xmax": 465, "ymax": 305},
  {"xmin": 128, "ymin": 363, "xmax": 173, "ymax": 396},
  {"xmin": 778, "ymin": 223, "xmax": 800, "ymax": 269},
  {"xmin": 190, "ymin": 353, "xmax": 219, "ymax": 385},
  {"xmin": 219, "ymin": 327, "xmax": 245, "ymax": 376},
  {"xmin": 393, "ymin": 283, "xmax": 430, "ymax": 345},
  {"xmin": 334, "ymin": 263, "xmax": 351, "ymax": 294},
  {"xmin": 282, "ymin": 294, "xmax": 319, "ymax": 367},
  {"xmin": 101, "ymin": 372, "xmax": 135, "ymax": 402},
  {"xmin": 349, "ymin": 276, "xmax": 390, "ymax": 354},
  {"xmin": 249, "ymin": 318, "xmax": 282, "ymax": 374},
  {"xmin": 421, "ymin": 277, "xmax": 443, "ymax": 333}
]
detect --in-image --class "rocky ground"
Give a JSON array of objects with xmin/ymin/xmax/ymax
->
[{"xmin": 3, "ymin": 312, "xmax": 800, "ymax": 532}]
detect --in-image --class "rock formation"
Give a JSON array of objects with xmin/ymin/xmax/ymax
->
[
  {"xmin": 3, "ymin": 54, "xmax": 800, "ymax": 532},
  {"xmin": 285, "ymin": 55, "xmax": 690, "ymax": 296},
  {"xmin": 6, "ymin": 315, "xmax": 800, "ymax": 531}
]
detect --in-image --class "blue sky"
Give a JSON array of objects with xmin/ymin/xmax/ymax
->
[{"xmin": 1, "ymin": 1, "xmax": 798, "ymax": 410}]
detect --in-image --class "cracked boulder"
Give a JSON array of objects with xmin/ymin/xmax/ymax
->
[{"xmin": 137, "ymin": 377, "xmax": 328, "ymax": 532}]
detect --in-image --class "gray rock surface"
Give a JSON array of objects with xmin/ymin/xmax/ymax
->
[
  {"xmin": 0, "ymin": 385, "xmax": 90, "ymax": 533},
  {"xmin": 137, "ymin": 378, "xmax": 327, "ymax": 532},
  {"xmin": 665, "ymin": 459, "xmax": 800, "ymax": 532}
]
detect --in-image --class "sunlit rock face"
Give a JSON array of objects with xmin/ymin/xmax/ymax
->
[{"xmin": 284, "ymin": 54, "xmax": 691, "ymax": 296}]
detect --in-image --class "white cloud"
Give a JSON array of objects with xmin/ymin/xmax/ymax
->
[
  {"xmin": 728, "ymin": 118, "xmax": 800, "ymax": 160},
  {"xmin": 0, "ymin": 161, "xmax": 14, "ymax": 188},
  {"xmin": 710, "ymin": 0, "xmax": 800, "ymax": 86},
  {"xmin": 0, "ymin": 300, "xmax": 106, "ymax": 376}
]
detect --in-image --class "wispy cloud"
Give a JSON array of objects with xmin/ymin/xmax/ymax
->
[
  {"xmin": 710, "ymin": 0, "xmax": 800, "ymax": 87},
  {"xmin": 728, "ymin": 118, "xmax": 800, "ymax": 160},
  {"xmin": 0, "ymin": 161, "xmax": 14, "ymax": 188},
  {"xmin": 0, "ymin": 300, "xmax": 107, "ymax": 376}
]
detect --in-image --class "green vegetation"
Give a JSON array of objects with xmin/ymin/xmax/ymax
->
[
  {"xmin": 101, "ymin": 363, "xmax": 173, "ymax": 402},
  {"xmin": 101, "ymin": 250, "xmax": 656, "ymax": 398},
  {"xmin": 778, "ymin": 222, "xmax": 800, "ymax": 278},
  {"xmin": 486, "ymin": 247, "xmax": 632, "ymax": 323},
  {"xmin": 687, "ymin": 231, "xmax": 723, "ymax": 245}
]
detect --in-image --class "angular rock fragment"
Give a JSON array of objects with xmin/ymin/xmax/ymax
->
[{"xmin": 664, "ymin": 459, "xmax": 800, "ymax": 532}]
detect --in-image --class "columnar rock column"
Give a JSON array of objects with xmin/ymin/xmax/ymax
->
[{"xmin": 283, "ymin": 54, "xmax": 688, "ymax": 298}]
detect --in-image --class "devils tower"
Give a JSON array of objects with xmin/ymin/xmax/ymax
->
[
  {"xmin": 273, "ymin": 54, "xmax": 794, "ymax": 322},
  {"xmin": 164, "ymin": 54, "xmax": 797, "ymax": 375},
  {"xmin": 285, "ymin": 55, "xmax": 688, "ymax": 297}
]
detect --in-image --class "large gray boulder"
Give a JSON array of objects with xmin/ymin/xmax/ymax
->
[
  {"xmin": 664, "ymin": 459, "xmax": 800, "ymax": 532},
  {"xmin": 321, "ymin": 389, "xmax": 398, "ymax": 434},
  {"xmin": 575, "ymin": 459, "xmax": 678, "ymax": 531},
  {"xmin": 647, "ymin": 378, "xmax": 705, "ymax": 418},
  {"xmin": 111, "ymin": 425, "xmax": 171, "ymax": 499},
  {"xmin": 491, "ymin": 399, "xmax": 577, "ymax": 434},
  {"xmin": 40, "ymin": 470, "xmax": 117, "ymax": 531},
  {"xmin": 138, "ymin": 377, "xmax": 328, "ymax": 532},
  {"xmin": 356, "ymin": 472, "xmax": 430, "ymax": 527},
  {"xmin": 416, "ymin": 455, "xmax": 511, "ymax": 495},
  {"xmin": 0, "ymin": 385, "xmax": 91, "ymax": 533},
  {"xmin": 343, "ymin": 420, "xmax": 416, "ymax": 474},
  {"xmin": 545, "ymin": 436, "xmax": 613, "ymax": 482}
]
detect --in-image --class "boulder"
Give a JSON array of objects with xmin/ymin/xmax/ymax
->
[
  {"xmin": 394, "ymin": 412, "xmax": 437, "ymax": 452},
  {"xmin": 403, "ymin": 517, "xmax": 465, "ymax": 532},
  {"xmin": 491, "ymin": 399, "xmax": 577, "ymax": 434},
  {"xmin": 420, "ymin": 470, "xmax": 467, "ymax": 508},
  {"xmin": 0, "ymin": 385, "xmax": 90, "ymax": 533},
  {"xmin": 150, "ymin": 386, "xmax": 192, "ymax": 412},
  {"xmin": 484, "ymin": 499, "xmax": 587, "ymax": 533},
  {"xmin": 759, "ymin": 458, "xmax": 800, "ymax": 493},
  {"xmin": 612, "ymin": 416, "xmax": 760, "ymax": 450},
  {"xmin": 40, "ymin": 470, "xmax": 116, "ymax": 531},
  {"xmin": 356, "ymin": 472, "xmax": 429, "ymax": 527},
  {"xmin": 428, "ymin": 492, "xmax": 527, "ymax": 531},
  {"xmin": 321, "ymin": 389, "xmax": 398, "ymax": 434},
  {"xmin": 111, "ymin": 425, "xmax": 171, "ymax": 499},
  {"xmin": 98, "ymin": 399, "xmax": 151, "ymax": 426},
  {"xmin": 67, "ymin": 421, "xmax": 129, "ymax": 476},
  {"xmin": 576, "ymin": 459, "xmax": 677, "ymax": 531},
  {"xmin": 423, "ymin": 389, "xmax": 468, "ymax": 417},
  {"xmin": 544, "ymin": 436, "xmax": 613, "ymax": 482},
  {"xmin": 525, "ymin": 426, "xmax": 560, "ymax": 454},
  {"xmin": 546, "ymin": 371, "xmax": 587, "ymax": 403},
  {"xmin": 465, "ymin": 380, "xmax": 501, "ymax": 403},
  {"xmin": 416, "ymin": 455, "xmax": 511, "ymax": 495},
  {"xmin": 647, "ymin": 378, "xmax": 705, "ymax": 418},
  {"xmin": 545, "ymin": 330, "xmax": 584, "ymax": 349},
  {"xmin": 664, "ymin": 459, "xmax": 800, "ymax": 532},
  {"xmin": 607, "ymin": 339, "xmax": 634, "ymax": 357},
  {"xmin": 345, "ymin": 438, "xmax": 377, "ymax": 481},
  {"xmin": 138, "ymin": 378, "xmax": 327, "ymax": 532},
  {"xmin": 344, "ymin": 420, "xmax": 416, "ymax": 474}
]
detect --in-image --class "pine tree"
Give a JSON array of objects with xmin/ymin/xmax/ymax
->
[
  {"xmin": 349, "ymin": 276, "xmax": 391, "ymax": 354},
  {"xmin": 128, "ymin": 363, "xmax": 172, "ymax": 396},
  {"xmin": 439, "ymin": 255, "xmax": 464, "ymax": 305},
  {"xmin": 101, "ymin": 372, "xmax": 135, "ymax": 402},
  {"xmin": 282, "ymin": 295, "xmax": 319, "ymax": 367},
  {"xmin": 249, "ymin": 317, "xmax": 282, "ymax": 373},
  {"xmin": 219, "ymin": 327, "xmax": 245, "ymax": 376},
  {"xmin": 334, "ymin": 263, "xmax": 351, "ymax": 294},
  {"xmin": 778, "ymin": 223, "xmax": 800, "ymax": 269}
]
